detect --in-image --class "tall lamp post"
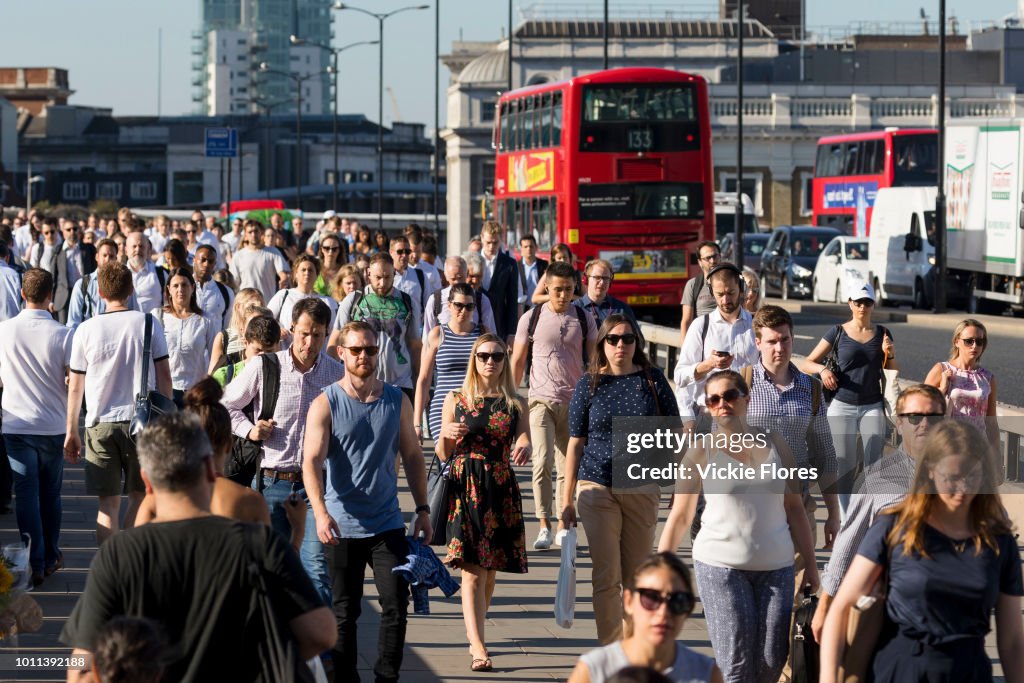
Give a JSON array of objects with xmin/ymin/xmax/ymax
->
[
  {"xmin": 934, "ymin": 0, "xmax": 948, "ymax": 313},
  {"xmin": 259, "ymin": 63, "xmax": 335, "ymax": 211},
  {"xmin": 289, "ymin": 35, "xmax": 378, "ymax": 214},
  {"xmin": 334, "ymin": 3, "xmax": 429, "ymax": 231},
  {"xmin": 735, "ymin": 2, "xmax": 746, "ymax": 271}
]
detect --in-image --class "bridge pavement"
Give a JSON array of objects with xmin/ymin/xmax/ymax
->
[{"xmin": 0, "ymin": 447, "xmax": 1019, "ymax": 682}]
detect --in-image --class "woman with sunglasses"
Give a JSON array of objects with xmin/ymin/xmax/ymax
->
[
  {"xmin": 437, "ymin": 333, "xmax": 531, "ymax": 672},
  {"xmin": 820, "ymin": 421, "xmax": 1023, "ymax": 683},
  {"xmin": 561, "ymin": 314, "xmax": 678, "ymax": 645},
  {"xmin": 414, "ymin": 283, "xmax": 482, "ymax": 442},
  {"xmin": 658, "ymin": 371, "xmax": 818, "ymax": 682},
  {"xmin": 801, "ymin": 280, "xmax": 896, "ymax": 513},
  {"xmin": 924, "ymin": 318, "xmax": 1000, "ymax": 455},
  {"xmin": 153, "ymin": 267, "xmax": 217, "ymax": 408},
  {"xmin": 314, "ymin": 232, "xmax": 349, "ymax": 297},
  {"xmin": 569, "ymin": 552, "xmax": 720, "ymax": 683}
]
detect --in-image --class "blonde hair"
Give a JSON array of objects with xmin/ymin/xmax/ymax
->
[
  {"xmin": 332, "ymin": 264, "xmax": 364, "ymax": 303},
  {"xmin": 583, "ymin": 258, "xmax": 614, "ymax": 276},
  {"xmin": 949, "ymin": 318, "xmax": 988, "ymax": 362},
  {"xmin": 231, "ymin": 288, "xmax": 263, "ymax": 337},
  {"xmin": 461, "ymin": 334, "xmax": 519, "ymax": 414},
  {"xmin": 480, "ymin": 221, "xmax": 503, "ymax": 239}
]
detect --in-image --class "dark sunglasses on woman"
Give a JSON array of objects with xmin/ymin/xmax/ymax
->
[
  {"xmin": 635, "ymin": 588, "xmax": 695, "ymax": 616},
  {"xmin": 705, "ymin": 388, "xmax": 745, "ymax": 408},
  {"xmin": 604, "ymin": 333, "xmax": 637, "ymax": 346},
  {"xmin": 475, "ymin": 351, "xmax": 506, "ymax": 363},
  {"xmin": 451, "ymin": 301, "xmax": 476, "ymax": 312}
]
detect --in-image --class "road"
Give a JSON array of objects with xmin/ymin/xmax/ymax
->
[{"xmin": 779, "ymin": 299, "xmax": 1024, "ymax": 408}]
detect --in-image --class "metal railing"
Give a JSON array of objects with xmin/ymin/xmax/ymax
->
[{"xmin": 637, "ymin": 322, "xmax": 1024, "ymax": 483}]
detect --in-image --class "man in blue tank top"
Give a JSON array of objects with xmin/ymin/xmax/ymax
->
[{"xmin": 303, "ymin": 320, "xmax": 432, "ymax": 683}]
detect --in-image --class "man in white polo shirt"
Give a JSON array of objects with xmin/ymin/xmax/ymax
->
[
  {"xmin": 125, "ymin": 229, "xmax": 165, "ymax": 313},
  {"xmin": 0, "ymin": 269, "xmax": 74, "ymax": 586},
  {"xmin": 65, "ymin": 262, "xmax": 173, "ymax": 544}
]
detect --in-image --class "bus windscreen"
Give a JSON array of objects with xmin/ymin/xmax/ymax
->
[{"xmin": 580, "ymin": 84, "xmax": 700, "ymax": 152}]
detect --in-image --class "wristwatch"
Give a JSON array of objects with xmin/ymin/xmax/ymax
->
[{"xmin": 415, "ymin": 504, "xmax": 430, "ymax": 515}]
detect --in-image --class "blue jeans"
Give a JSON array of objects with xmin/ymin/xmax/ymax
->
[
  {"xmin": 4, "ymin": 434, "xmax": 64, "ymax": 573},
  {"xmin": 826, "ymin": 398, "xmax": 886, "ymax": 516},
  {"xmin": 255, "ymin": 474, "xmax": 332, "ymax": 606}
]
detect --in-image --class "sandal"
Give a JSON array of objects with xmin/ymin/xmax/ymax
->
[{"xmin": 470, "ymin": 657, "xmax": 492, "ymax": 672}]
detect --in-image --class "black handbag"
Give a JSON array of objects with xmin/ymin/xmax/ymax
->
[
  {"xmin": 426, "ymin": 453, "xmax": 452, "ymax": 547},
  {"xmin": 226, "ymin": 354, "xmax": 281, "ymax": 489},
  {"xmin": 129, "ymin": 313, "xmax": 178, "ymax": 442},
  {"xmin": 821, "ymin": 324, "xmax": 844, "ymax": 403},
  {"xmin": 792, "ymin": 586, "xmax": 820, "ymax": 683}
]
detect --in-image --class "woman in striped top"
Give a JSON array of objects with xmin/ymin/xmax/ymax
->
[{"xmin": 414, "ymin": 283, "xmax": 482, "ymax": 441}]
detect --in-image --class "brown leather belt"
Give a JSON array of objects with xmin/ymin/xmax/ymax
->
[{"xmin": 261, "ymin": 468, "xmax": 303, "ymax": 483}]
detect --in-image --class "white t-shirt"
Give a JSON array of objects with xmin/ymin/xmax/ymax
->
[
  {"xmin": 267, "ymin": 288, "xmax": 338, "ymax": 332},
  {"xmin": 152, "ymin": 309, "xmax": 218, "ymax": 391},
  {"xmin": 229, "ymin": 248, "xmax": 282, "ymax": 302},
  {"xmin": 70, "ymin": 310, "xmax": 169, "ymax": 426},
  {"xmin": 131, "ymin": 261, "xmax": 165, "ymax": 314},
  {"xmin": 0, "ymin": 309, "xmax": 74, "ymax": 435}
]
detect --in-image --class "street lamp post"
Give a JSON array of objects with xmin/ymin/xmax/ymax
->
[
  {"xmin": 290, "ymin": 35, "xmax": 378, "ymax": 214},
  {"xmin": 259, "ymin": 63, "xmax": 335, "ymax": 211},
  {"xmin": 334, "ymin": 3, "xmax": 428, "ymax": 232}
]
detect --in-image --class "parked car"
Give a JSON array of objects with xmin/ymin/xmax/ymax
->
[
  {"xmin": 719, "ymin": 232, "xmax": 770, "ymax": 266},
  {"xmin": 813, "ymin": 236, "xmax": 870, "ymax": 303},
  {"xmin": 759, "ymin": 226, "xmax": 841, "ymax": 300}
]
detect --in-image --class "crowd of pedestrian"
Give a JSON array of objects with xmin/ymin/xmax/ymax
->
[{"xmin": 0, "ymin": 205, "xmax": 1019, "ymax": 683}]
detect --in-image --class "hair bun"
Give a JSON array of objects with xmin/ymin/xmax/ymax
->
[{"xmin": 184, "ymin": 377, "xmax": 223, "ymax": 408}]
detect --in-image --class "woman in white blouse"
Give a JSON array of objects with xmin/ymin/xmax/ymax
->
[
  {"xmin": 267, "ymin": 254, "xmax": 338, "ymax": 347},
  {"xmin": 152, "ymin": 267, "xmax": 217, "ymax": 407}
]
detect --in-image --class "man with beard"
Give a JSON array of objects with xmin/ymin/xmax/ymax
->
[
  {"xmin": 124, "ymin": 231, "xmax": 165, "ymax": 313},
  {"xmin": 303, "ymin": 319, "xmax": 431, "ymax": 683}
]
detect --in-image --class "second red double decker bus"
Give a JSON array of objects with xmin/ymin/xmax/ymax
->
[{"xmin": 492, "ymin": 67, "xmax": 714, "ymax": 317}]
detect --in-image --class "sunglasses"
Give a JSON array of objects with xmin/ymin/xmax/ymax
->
[
  {"xmin": 394, "ymin": 249, "xmax": 412, "ymax": 255},
  {"xmin": 897, "ymin": 413, "xmax": 944, "ymax": 426},
  {"xmin": 450, "ymin": 301, "xmax": 476, "ymax": 312},
  {"xmin": 635, "ymin": 588, "xmax": 694, "ymax": 616},
  {"xmin": 706, "ymin": 387, "xmax": 746, "ymax": 408},
  {"xmin": 604, "ymin": 333, "xmax": 637, "ymax": 346},
  {"xmin": 344, "ymin": 345, "xmax": 380, "ymax": 357},
  {"xmin": 959, "ymin": 337, "xmax": 985, "ymax": 347},
  {"xmin": 475, "ymin": 351, "xmax": 506, "ymax": 363},
  {"xmin": 851, "ymin": 299, "xmax": 874, "ymax": 307},
  {"xmin": 321, "ymin": 246, "xmax": 340, "ymax": 253}
]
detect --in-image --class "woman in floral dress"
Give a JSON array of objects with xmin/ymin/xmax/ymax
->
[{"xmin": 437, "ymin": 333, "xmax": 531, "ymax": 672}]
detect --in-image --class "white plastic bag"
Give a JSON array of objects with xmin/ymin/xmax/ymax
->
[{"xmin": 554, "ymin": 527, "xmax": 577, "ymax": 629}]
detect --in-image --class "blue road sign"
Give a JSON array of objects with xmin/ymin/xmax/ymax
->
[{"xmin": 205, "ymin": 127, "xmax": 238, "ymax": 158}]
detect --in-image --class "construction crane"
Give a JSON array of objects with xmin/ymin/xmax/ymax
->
[{"xmin": 385, "ymin": 86, "xmax": 402, "ymax": 122}]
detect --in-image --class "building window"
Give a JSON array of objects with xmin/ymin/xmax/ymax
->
[
  {"xmin": 799, "ymin": 171, "xmax": 814, "ymax": 217},
  {"xmin": 360, "ymin": 171, "xmax": 373, "ymax": 183},
  {"xmin": 237, "ymin": 54, "xmax": 246, "ymax": 61},
  {"xmin": 62, "ymin": 182, "xmax": 89, "ymax": 201},
  {"xmin": 718, "ymin": 172, "xmax": 763, "ymax": 217},
  {"xmin": 130, "ymin": 182, "xmax": 158, "ymax": 201},
  {"xmin": 173, "ymin": 171, "xmax": 204, "ymax": 205},
  {"xmin": 237, "ymin": 38, "xmax": 246, "ymax": 45},
  {"xmin": 480, "ymin": 100, "xmax": 496, "ymax": 123},
  {"xmin": 96, "ymin": 182, "xmax": 123, "ymax": 200}
]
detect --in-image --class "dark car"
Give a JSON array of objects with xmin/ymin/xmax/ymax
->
[
  {"xmin": 759, "ymin": 226, "xmax": 842, "ymax": 300},
  {"xmin": 718, "ymin": 232, "xmax": 770, "ymax": 265}
]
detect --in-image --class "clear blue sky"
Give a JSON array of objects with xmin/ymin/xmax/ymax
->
[{"xmin": 2, "ymin": 0, "xmax": 1015, "ymax": 131}]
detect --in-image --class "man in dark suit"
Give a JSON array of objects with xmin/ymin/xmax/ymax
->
[
  {"xmin": 479, "ymin": 221, "xmax": 523, "ymax": 344},
  {"xmin": 517, "ymin": 233, "xmax": 547, "ymax": 312}
]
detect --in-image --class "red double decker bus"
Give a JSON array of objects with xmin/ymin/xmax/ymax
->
[
  {"xmin": 812, "ymin": 128, "xmax": 937, "ymax": 234},
  {"xmin": 492, "ymin": 67, "xmax": 714, "ymax": 315}
]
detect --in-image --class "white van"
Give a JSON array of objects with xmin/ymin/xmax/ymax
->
[
  {"xmin": 713, "ymin": 192, "xmax": 758, "ymax": 240},
  {"xmin": 867, "ymin": 186, "xmax": 937, "ymax": 309}
]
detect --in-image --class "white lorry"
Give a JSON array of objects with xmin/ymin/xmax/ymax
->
[
  {"xmin": 945, "ymin": 120, "xmax": 1024, "ymax": 314},
  {"xmin": 867, "ymin": 186, "xmax": 937, "ymax": 309}
]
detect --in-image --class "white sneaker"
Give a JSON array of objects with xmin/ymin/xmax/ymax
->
[
  {"xmin": 534, "ymin": 527, "xmax": 553, "ymax": 550},
  {"xmin": 554, "ymin": 529, "xmax": 568, "ymax": 547}
]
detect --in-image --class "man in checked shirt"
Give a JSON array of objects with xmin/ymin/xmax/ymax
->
[
  {"xmin": 810, "ymin": 383, "xmax": 946, "ymax": 642},
  {"xmin": 746, "ymin": 305, "xmax": 841, "ymax": 683},
  {"xmin": 222, "ymin": 297, "xmax": 343, "ymax": 606}
]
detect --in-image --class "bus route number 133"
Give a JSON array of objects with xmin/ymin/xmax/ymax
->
[{"xmin": 627, "ymin": 127, "xmax": 654, "ymax": 151}]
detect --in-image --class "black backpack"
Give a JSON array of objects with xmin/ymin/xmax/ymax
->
[
  {"xmin": 524, "ymin": 304, "xmax": 589, "ymax": 378},
  {"xmin": 225, "ymin": 354, "xmax": 281, "ymax": 489}
]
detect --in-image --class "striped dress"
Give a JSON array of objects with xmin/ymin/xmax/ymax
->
[{"xmin": 428, "ymin": 324, "xmax": 481, "ymax": 440}]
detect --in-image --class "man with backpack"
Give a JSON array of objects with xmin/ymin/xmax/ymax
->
[
  {"xmin": 679, "ymin": 240, "xmax": 722, "ymax": 343},
  {"xmin": 329, "ymin": 252, "xmax": 423, "ymax": 402},
  {"xmin": 193, "ymin": 244, "xmax": 233, "ymax": 330},
  {"xmin": 422, "ymin": 255, "xmax": 496, "ymax": 339},
  {"xmin": 512, "ymin": 260, "xmax": 597, "ymax": 550},
  {"xmin": 390, "ymin": 235, "xmax": 435, "ymax": 330},
  {"xmin": 221, "ymin": 298, "xmax": 343, "ymax": 606}
]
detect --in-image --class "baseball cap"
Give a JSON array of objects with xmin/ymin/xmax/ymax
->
[
  {"xmin": 845, "ymin": 280, "xmax": 876, "ymax": 302},
  {"xmin": 323, "ymin": 210, "xmax": 337, "ymax": 219}
]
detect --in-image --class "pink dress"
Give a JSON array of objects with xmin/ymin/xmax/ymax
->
[{"xmin": 942, "ymin": 361, "xmax": 993, "ymax": 432}]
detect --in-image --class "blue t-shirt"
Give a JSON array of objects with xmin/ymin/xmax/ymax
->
[
  {"xmin": 568, "ymin": 368, "xmax": 678, "ymax": 487},
  {"xmin": 823, "ymin": 324, "xmax": 891, "ymax": 406},
  {"xmin": 858, "ymin": 513, "xmax": 1023, "ymax": 644},
  {"xmin": 323, "ymin": 382, "xmax": 405, "ymax": 538}
]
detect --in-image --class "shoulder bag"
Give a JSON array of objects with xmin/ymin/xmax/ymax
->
[
  {"xmin": 129, "ymin": 313, "xmax": 178, "ymax": 442},
  {"xmin": 425, "ymin": 452, "xmax": 453, "ymax": 547},
  {"xmin": 226, "ymin": 354, "xmax": 281, "ymax": 489},
  {"xmin": 837, "ymin": 559, "xmax": 888, "ymax": 682},
  {"xmin": 821, "ymin": 324, "xmax": 844, "ymax": 403}
]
